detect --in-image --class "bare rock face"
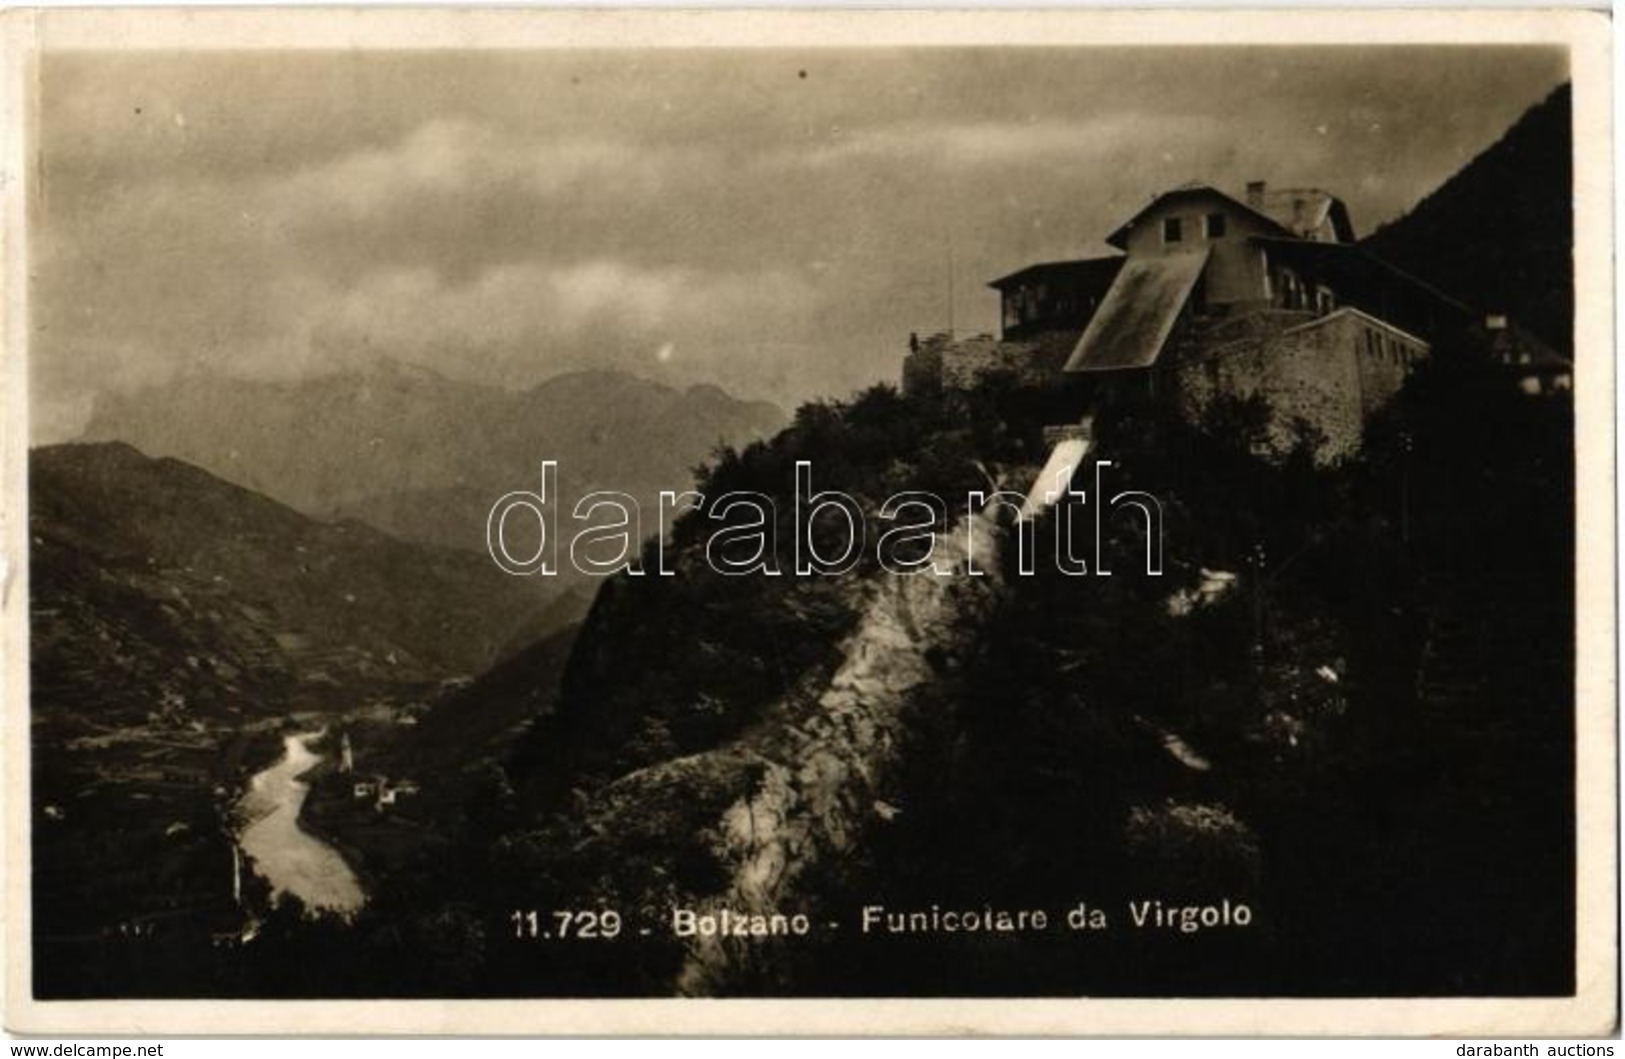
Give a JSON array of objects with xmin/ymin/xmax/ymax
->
[
  {"xmin": 536, "ymin": 508, "xmax": 1010, "ymax": 995},
  {"xmin": 676, "ymin": 507, "xmax": 1007, "ymax": 993}
]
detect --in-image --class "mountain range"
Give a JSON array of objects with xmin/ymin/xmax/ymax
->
[
  {"xmin": 80, "ymin": 363, "xmax": 786, "ymax": 556},
  {"xmin": 30, "ymin": 441, "xmax": 562, "ymax": 728}
]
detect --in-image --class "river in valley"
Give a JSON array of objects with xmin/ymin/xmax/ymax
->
[{"xmin": 237, "ymin": 731, "xmax": 366, "ymax": 916}]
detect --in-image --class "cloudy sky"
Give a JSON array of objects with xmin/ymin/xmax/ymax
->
[{"xmin": 31, "ymin": 45, "xmax": 1567, "ymax": 441}]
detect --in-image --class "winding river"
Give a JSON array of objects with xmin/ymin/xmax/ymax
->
[{"xmin": 238, "ymin": 731, "xmax": 366, "ymax": 916}]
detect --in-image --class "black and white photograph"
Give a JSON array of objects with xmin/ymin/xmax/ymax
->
[{"xmin": 3, "ymin": 8, "xmax": 1615, "ymax": 1038}]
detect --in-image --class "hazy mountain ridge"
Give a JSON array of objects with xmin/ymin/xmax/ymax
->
[
  {"xmin": 81, "ymin": 364, "xmax": 788, "ymax": 554},
  {"xmin": 30, "ymin": 441, "xmax": 561, "ymax": 719}
]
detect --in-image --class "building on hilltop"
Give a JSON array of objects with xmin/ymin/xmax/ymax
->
[{"xmin": 902, "ymin": 180, "xmax": 1567, "ymax": 462}]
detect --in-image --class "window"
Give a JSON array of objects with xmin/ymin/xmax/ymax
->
[
  {"xmin": 1163, "ymin": 217, "xmax": 1183, "ymax": 243},
  {"xmin": 1279, "ymin": 269, "xmax": 1302, "ymax": 310},
  {"xmin": 1204, "ymin": 213, "xmax": 1227, "ymax": 239}
]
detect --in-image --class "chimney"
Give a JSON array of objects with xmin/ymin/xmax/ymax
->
[{"xmin": 1246, "ymin": 180, "xmax": 1267, "ymax": 209}]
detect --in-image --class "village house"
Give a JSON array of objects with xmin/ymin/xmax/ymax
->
[
  {"xmin": 352, "ymin": 773, "xmax": 420, "ymax": 811},
  {"xmin": 903, "ymin": 180, "xmax": 1566, "ymax": 461}
]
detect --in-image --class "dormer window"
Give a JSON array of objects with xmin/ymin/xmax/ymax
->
[
  {"xmin": 1163, "ymin": 217, "xmax": 1183, "ymax": 244},
  {"xmin": 1204, "ymin": 213, "xmax": 1227, "ymax": 239}
]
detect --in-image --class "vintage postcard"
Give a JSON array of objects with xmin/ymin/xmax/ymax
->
[{"xmin": 1, "ymin": 7, "xmax": 1615, "ymax": 1038}]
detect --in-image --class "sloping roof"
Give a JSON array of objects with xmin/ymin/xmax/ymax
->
[
  {"xmin": 1487, "ymin": 323, "xmax": 1570, "ymax": 373},
  {"xmin": 1106, "ymin": 185, "xmax": 1295, "ymax": 250},
  {"xmin": 1063, "ymin": 248, "xmax": 1210, "ymax": 373},
  {"xmin": 1254, "ymin": 188, "xmax": 1356, "ymax": 242},
  {"xmin": 988, "ymin": 254, "xmax": 1124, "ymax": 291}
]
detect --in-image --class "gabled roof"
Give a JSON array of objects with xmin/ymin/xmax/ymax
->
[
  {"xmin": 988, "ymin": 255, "xmax": 1124, "ymax": 291},
  {"xmin": 1485, "ymin": 322, "xmax": 1570, "ymax": 373},
  {"xmin": 1104, "ymin": 184, "xmax": 1355, "ymax": 249},
  {"xmin": 1105, "ymin": 185, "xmax": 1295, "ymax": 250},
  {"xmin": 1254, "ymin": 188, "xmax": 1356, "ymax": 243},
  {"xmin": 1063, "ymin": 248, "xmax": 1210, "ymax": 372}
]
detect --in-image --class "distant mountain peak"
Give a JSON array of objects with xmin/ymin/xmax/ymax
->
[{"xmin": 79, "ymin": 363, "xmax": 788, "ymax": 556}]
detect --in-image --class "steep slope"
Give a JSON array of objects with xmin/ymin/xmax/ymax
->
[
  {"xmin": 30, "ymin": 442, "xmax": 560, "ymax": 726},
  {"xmin": 1363, "ymin": 83, "xmax": 1572, "ymax": 354},
  {"xmin": 438, "ymin": 385, "xmax": 1214, "ymax": 995},
  {"xmin": 81, "ymin": 363, "xmax": 787, "ymax": 555}
]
